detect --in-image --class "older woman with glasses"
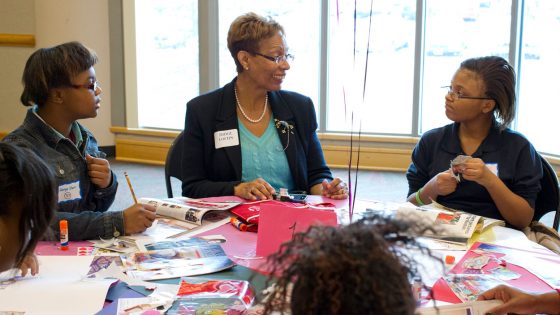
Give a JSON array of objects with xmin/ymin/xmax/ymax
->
[
  {"xmin": 4, "ymin": 42, "xmax": 156, "ymax": 241},
  {"xmin": 181, "ymin": 12, "xmax": 348, "ymax": 200},
  {"xmin": 406, "ymin": 56, "xmax": 542, "ymax": 229}
]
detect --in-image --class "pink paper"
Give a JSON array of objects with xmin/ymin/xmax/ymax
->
[
  {"xmin": 35, "ymin": 240, "xmax": 93, "ymax": 256},
  {"xmin": 256, "ymin": 202, "xmax": 337, "ymax": 257}
]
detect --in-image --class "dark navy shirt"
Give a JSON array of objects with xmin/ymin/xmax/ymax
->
[{"xmin": 406, "ymin": 121, "xmax": 542, "ymax": 222}]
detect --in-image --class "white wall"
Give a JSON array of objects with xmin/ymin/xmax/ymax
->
[
  {"xmin": 0, "ymin": 0, "xmax": 35, "ymax": 135},
  {"xmin": 33, "ymin": 0, "xmax": 114, "ymax": 145},
  {"xmin": 0, "ymin": 0, "xmax": 114, "ymax": 145}
]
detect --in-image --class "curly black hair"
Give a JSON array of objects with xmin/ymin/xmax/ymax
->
[{"xmin": 260, "ymin": 214, "xmax": 439, "ymax": 315}]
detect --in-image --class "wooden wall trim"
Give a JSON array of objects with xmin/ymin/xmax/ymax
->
[
  {"xmin": 110, "ymin": 126, "xmax": 560, "ymax": 175},
  {"xmin": 0, "ymin": 33, "xmax": 35, "ymax": 47}
]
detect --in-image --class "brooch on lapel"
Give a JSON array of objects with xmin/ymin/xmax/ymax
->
[{"xmin": 274, "ymin": 119, "xmax": 294, "ymax": 151}]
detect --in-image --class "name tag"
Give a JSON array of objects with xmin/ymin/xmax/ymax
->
[
  {"xmin": 214, "ymin": 129, "xmax": 239, "ymax": 149},
  {"xmin": 486, "ymin": 163, "xmax": 498, "ymax": 176},
  {"xmin": 58, "ymin": 180, "xmax": 82, "ymax": 203}
]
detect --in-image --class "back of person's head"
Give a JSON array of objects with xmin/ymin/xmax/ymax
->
[
  {"xmin": 0, "ymin": 143, "xmax": 57, "ymax": 272},
  {"xmin": 20, "ymin": 41, "xmax": 98, "ymax": 107},
  {"xmin": 460, "ymin": 56, "xmax": 516, "ymax": 129},
  {"xmin": 227, "ymin": 12, "xmax": 285, "ymax": 72},
  {"xmin": 262, "ymin": 214, "xmax": 434, "ymax": 315}
]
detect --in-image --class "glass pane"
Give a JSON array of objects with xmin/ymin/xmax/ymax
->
[
  {"xmin": 327, "ymin": 1, "xmax": 417, "ymax": 134},
  {"xmin": 421, "ymin": 0, "xmax": 512, "ymax": 133},
  {"xmin": 218, "ymin": 1, "xmax": 321, "ymax": 120},
  {"xmin": 517, "ymin": 1, "xmax": 560, "ymax": 156},
  {"xmin": 135, "ymin": 0, "xmax": 199, "ymax": 129}
]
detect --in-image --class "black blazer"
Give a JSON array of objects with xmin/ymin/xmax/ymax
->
[{"xmin": 181, "ymin": 78, "xmax": 333, "ymax": 198}]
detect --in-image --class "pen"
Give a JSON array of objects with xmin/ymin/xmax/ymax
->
[
  {"xmin": 230, "ymin": 216, "xmax": 248, "ymax": 232},
  {"xmin": 124, "ymin": 171, "xmax": 138, "ymax": 204}
]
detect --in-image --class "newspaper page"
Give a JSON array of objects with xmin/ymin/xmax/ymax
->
[{"xmin": 396, "ymin": 203, "xmax": 482, "ymax": 245}]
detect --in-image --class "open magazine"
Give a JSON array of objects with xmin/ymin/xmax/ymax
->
[
  {"xmin": 139, "ymin": 197, "xmax": 240, "ymax": 229},
  {"xmin": 121, "ymin": 238, "xmax": 236, "ymax": 280},
  {"xmin": 396, "ymin": 201, "xmax": 504, "ymax": 247}
]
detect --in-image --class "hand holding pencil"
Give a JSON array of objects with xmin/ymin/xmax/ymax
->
[{"xmin": 121, "ymin": 172, "xmax": 156, "ymax": 235}]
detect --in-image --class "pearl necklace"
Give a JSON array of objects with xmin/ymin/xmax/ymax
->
[{"xmin": 234, "ymin": 86, "xmax": 268, "ymax": 123}]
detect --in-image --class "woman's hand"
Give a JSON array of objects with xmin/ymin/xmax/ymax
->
[
  {"xmin": 19, "ymin": 253, "xmax": 39, "ymax": 277},
  {"xmin": 86, "ymin": 154, "xmax": 112, "ymax": 189},
  {"xmin": 234, "ymin": 178, "xmax": 276, "ymax": 201},
  {"xmin": 320, "ymin": 178, "xmax": 349, "ymax": 200},
  {"xmin": 477, "ymin": 285, "xmax": 546, "ymax": 315},
  {"xmin": 432, "ymin": 170, "xmax": 458, "ymax": 197},
  {"xmin": 460, "ymin": 158, "xmax": 496, "ymax": 187}
]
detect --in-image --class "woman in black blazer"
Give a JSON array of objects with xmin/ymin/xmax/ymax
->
[{"xmin": 181, "ymin": 12, "xmax": 348, "ymax": 200}]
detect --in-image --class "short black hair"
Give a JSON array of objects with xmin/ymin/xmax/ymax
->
[
  {"xmin": 0, "ymin": 142, "xmax": 57, "ymax": 266},
  {"xmin": 20, "ymin": 41, "xmax": 98, "ymax": 107}
]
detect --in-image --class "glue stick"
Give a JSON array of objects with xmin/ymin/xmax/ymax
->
[{"xmin": 60, "ymin": 220, "xmax": 69, "ymax": 250}]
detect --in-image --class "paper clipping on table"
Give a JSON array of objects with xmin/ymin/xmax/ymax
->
[
  {"xmin": 121, "ymin": 238, "xmax": 236, "ymax": 280},
  {"xmin": 0, "ymin": 256, "xmax": 114, "ymax": 315}
]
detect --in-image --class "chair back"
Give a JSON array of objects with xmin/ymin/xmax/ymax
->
[
  {"xmin": 534, "ymin": 155, "xmax": 560, "ymax": 231},
  {"xmin": 165, "ymin": 131, "xmax": 185, "ymax": 198}
]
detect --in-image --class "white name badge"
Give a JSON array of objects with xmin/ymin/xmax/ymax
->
[
  {"xmin": 486, "ymin": 163, "xmax": 498, "ymax": 176},
  {"xmin": 58, "ymin": 180, "xmax": 82, "ymax": 203},
  {"xmin": 214, "ymin": 129, "xmax": 239, "ymax": 149}
]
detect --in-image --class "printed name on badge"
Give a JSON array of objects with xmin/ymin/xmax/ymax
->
[
  {"xmin": 214, "ymin": 129, "xmax": 240, "ymax": 149},
  {"xmin": 58, "ymin": 180, "xmax": 82, "ymax": 203}
]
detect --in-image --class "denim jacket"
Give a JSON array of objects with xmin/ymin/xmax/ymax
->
[{"xmin": 3, "ymin": 109, "xmax": 123, "ymax": 241}]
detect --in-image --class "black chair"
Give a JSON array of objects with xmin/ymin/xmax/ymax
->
[
  {"xmin": 534, "ymin": 155, "xmax": 560, "ymax": 231},
  {"xmin": 164, "ymin": 131, "xmax": 185, "ymax": 198}
]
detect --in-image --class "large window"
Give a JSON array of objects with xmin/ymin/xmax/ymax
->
[
  {"xmin": 218, "ymin": 1, "xmax": 321, "ymax": 117},
  {"xmin": 327, "ymin": 0, "xmax": 416, "ymax": 134},
  {"xmin": 517, "ymin": 1, "xmax": 560, "ymax": 155},
  {"xmin": 134, "ymin": 0, "xmax": 198, "ymax": 130},
  {"xmin": 127, "ymin": 0, "xmax": 560, "ymax": 157},
  {"xmin": 421, "ymin": 0, "xmax": 512, "ymax": 133}
]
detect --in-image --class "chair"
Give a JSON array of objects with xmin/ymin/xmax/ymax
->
[
  {"xmin": 534, "ymin": 155, "xmax": 560, "ymax": 231},
  {"xmin": 164, "ymin": 131, "xmax": 185, "ymax": 198}
]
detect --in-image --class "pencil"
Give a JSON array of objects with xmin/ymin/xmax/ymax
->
[{"xmin": 124, "ymin": 171, "xmax": 138, "ymax": 204}]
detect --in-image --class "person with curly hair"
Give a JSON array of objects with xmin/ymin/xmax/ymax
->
[{"xmin": 258, "ymin": 214, "xmax": 437, "ymax": 315}]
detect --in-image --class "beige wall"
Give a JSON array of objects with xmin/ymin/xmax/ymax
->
[{"xmin": 0, "ymin": 0, "xmax": 114, "ymax": 145}]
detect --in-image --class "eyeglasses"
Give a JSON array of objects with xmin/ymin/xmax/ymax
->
[
  {"xmin": 251, "ymin": 52, "xmax": 294, "ymax": 64},
  {"xmin": 70, "ymin": 80, "xmax": 100, "ymax": 91},
  {"xmin": 442, "ymin": 86, "xmax": 492, "ymax": 101}
]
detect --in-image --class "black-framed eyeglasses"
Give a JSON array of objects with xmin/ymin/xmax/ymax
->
[
  {"xmin": 251, "ymin": 51, "xmax": 294, "ymax": 64},
  {"xmin": 70, "ymin": 80, "xmax": 100, "ymax": 91},
  {"xmin": 442, "ymin": 86, "xmax": 492, "ymax": 101}
]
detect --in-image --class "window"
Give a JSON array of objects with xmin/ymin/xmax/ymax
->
[
  {"xmin": 125, "ymin": 1, "xmax": 560, "ymax": 157},
  {"xmin": 327, "ymin": 0, "xmax": 416, "ymax": 134},
  {"xmin": 218, "ymin": 1, "xmax": 321, "ymax": 118},
  {"xmin": 134, "ymin": 0, "xmax": 198, "ymax": 130},
  {"xmin": 421, "ymin": 0, "xmax": 512, "ymax": 133},
  {"xmin": 516, "ymin": 1, "xmax": 560, "ymax": 155}
]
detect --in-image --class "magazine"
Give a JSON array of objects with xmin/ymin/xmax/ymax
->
[
  {"xmin": 121, "ymin": 238, "xmax": 235, "ymax": 280},
  {"xmin": 139, "ymin": 197, "xmax": 241, "ymax": 228},
  {"xmin": 395, "ymin": 202, "xmax": 504, "ymax": 246}
]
